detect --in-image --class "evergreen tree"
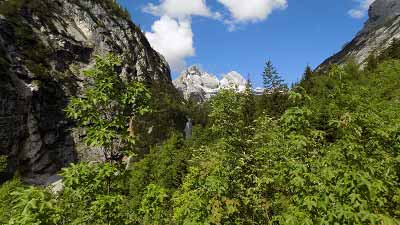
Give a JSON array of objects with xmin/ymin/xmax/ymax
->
[
  {"xmin": 365, "ymin": 53, "xmax": 378, "ymax": 71},
  {"xmin": 299, "ymin": 65, "xmax": 314, "ymax": 91},
  {"xmin": 379, "ymin": 38, "xmax": 400, "ymax": 61},
  {"xmin": 262, "ymin": 60, "xmax": 285, "ymax": 91},
  {"xmin": 241, "ymin": 77, "xmax": 256, "ymax": 127},
  {"xmin": 303, "ymin": 64, "xmax": 313, "ymax": 81},
  {"xmin": 260, "ymin": 61, "xmax": 289, "ymax": 117}
]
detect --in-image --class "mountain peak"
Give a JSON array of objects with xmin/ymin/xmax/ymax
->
[
  {"xmin": 220, "ymin": 71, "xmax": 247, "ymax": 92},
  {"xmin": 186, "ymin": 65, "xmax": 203, "ymax": 75},
  {"xmin": 173, "ymin": 66, "xmax": 248, "ymax": 102}
]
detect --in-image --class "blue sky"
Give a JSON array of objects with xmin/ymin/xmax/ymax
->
[{"xmin": 117, "ymin": 0, "xmax": 374, "ymax": 87}]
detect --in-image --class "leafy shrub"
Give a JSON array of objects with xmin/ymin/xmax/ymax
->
[
  {"xmin": 0, "ymin": 179, "xmax": 24, "ymax": 224},
  {"xmin": 2, "ymin": 45, "xmax": 400, "ymax": 225},
  {"xmin": 65, "ymin": 54, "xmax": 152, "ymax": 161},
  {"xmin": 8, "ymin": 186, "xmax": 60, "ymax": 225},
  {"xmin": 59, "ymin": 162, "xmax": 128, "ymax": 224}
]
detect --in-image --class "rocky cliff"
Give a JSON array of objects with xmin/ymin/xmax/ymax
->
[
  {"xmin": 318, "ymin": 0, "xmax": 400, "ymax": 69},
  {"xmin": 173, "ymin": 66, "xmax": 248, "ymax": 102},
  {"xmin": 0, "ymin": 0, "xmax": 174, "ymax": 184}
]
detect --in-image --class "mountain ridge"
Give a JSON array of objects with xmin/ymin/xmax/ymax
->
[{"xmin": 318, "ymin": 0, "xmax": 400, "ymax": 69}]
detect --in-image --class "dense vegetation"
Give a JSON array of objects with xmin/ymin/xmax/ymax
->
[{"xmin": 2, "ymin": 20, "xmax": 400, "ymax": 224}]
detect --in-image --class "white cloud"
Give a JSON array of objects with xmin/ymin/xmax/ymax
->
[
  {"xmin": 348, "ymin": 0, "xmax": 375, "ymax": 19},
  {"xmin": 217, "ymin": 0, "xmax": 287, "ymax": 23},
  {"xmin": 142, "ymin": 0, "xmax": 287, "ymax": 71},
  {"xmin": 145, "ymin": 16, "xmax": 195, "ymax": 72},
  {"xmin": 143, "ymin": 0, "xmax": 214, "ymax": 19},
  {"xmin": 143, "ymin": 0, "xmax": 218, "ymax": 72}
]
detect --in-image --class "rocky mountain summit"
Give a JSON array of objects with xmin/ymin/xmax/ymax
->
[
  {"xmin": 0, "ymin": 0, "xmax": 175, "ymax": 184},
  {"xmin": 173, "ymin": 66, "xmax": 248, "ymax": 102},
  {"xmin": 319, "ymin": 0, "xmax": 400, "ymax": 69}
]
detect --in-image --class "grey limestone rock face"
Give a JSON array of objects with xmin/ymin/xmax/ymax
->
[
  {"xmin": 318, "ymin": 0, "xmax": 400, "ymax": 70},
  {"xmin": 366, "ymin": 0, "xmax": 400, "ymax": 31},
  {"xmin": 0, "ymin": 0, "xmax": 173, "ymax": 184}
]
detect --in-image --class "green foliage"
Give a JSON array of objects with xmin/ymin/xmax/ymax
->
[
  {"xmin": 242, "ymin": 80, "xmax": 257, "ymax": 127},
  {"xmin": 61, "ymin": 163, "xmax": 125, "ymax": 197},
  {"xmin": 258, "ymin": 60, "xmax": 290, "ymax": 118},
  {"xmin": 343, "ymin": 58, "xmax": 361, "ymax": 79},
  {"xmin": 171, "ymin": 59, "xmax": 400, "ymax": 224},
  {"xmin": 379, "ymin": 38, "xmax": 400, "ymax": 61},
  {"xmin": 209, "ymin": 89, "xmax": 244, "ymax": 138},
  {"xmin": 87, "ymin": 194, "xmax": 127, "ymax": 225},
  {"xmin": 0, "ymin": 0, "xmax": 25, "ymax": 16},
  {"xmin": 0, "ymin": 0, "xmax": 60, "ymax": 18},
  {"xmin": 185, "ymin": 100, "xmax": 211, "ymax": 127},
  {"xmin": 59, "ymin": 162, "xmax": 128, "ymax": 224},
  {"xmin": 137, "ymin": 81, "xmax": 187, "ymax": 151},
  {"xmin": 65, "ymin": 54, "xmax": 151, "ymax": 161},
  {"xmin": 172, "ymin": 145, "xmax": 240, "ymax": 224},
  {"xmin": 139, "ymin": 184, "xmax": 170, "ymax": 225},
  {"xmin": 0, "ymin": 155, "xmax": 7, "ymax": 173},
  {"xmin": 0, "ymin": 0, "xmax": 53, "ymax": 80},
  {"xmin": 260, "ymin": 90, "xmax": 290, "ymax": 118},
  {"xmin": 127, "ymin": 133, "xmax": 189, "ymax": 223},
  {"xmin": 304, "ymin": 64, "xmax": 313, "ymax": 79},
  {"xmin": 59, "ymin": 54, "xmax": 153, "ymax": 224},
  {"xmin": 3, "ymin": 40, "xmax": 400, "ymax": 225},
  {"xmin": 9, "ymin": 186, "xmax": 60, "ymax": 225},
  {"xmin": 299, "ymin": 64, "xmax": 316, "ymax": 92},
  {"xmin": 0, "ymin": 179, "xmax": 24, "ymax": 224},
  {"xmin": 366, "ymin": 53, "xmax": 379, "ymax": 71},
  {"xmin": 365, "ymin": 39, "xmax": 400, "ymax": 72},
  {"xmin": 132, "ymin": 133, "xmax": 187, "ymax": 191}
]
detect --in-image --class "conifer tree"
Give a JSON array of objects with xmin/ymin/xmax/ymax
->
[
  {"xmin": 365, "ymin": 53, "xmax": 378, "ymax": 71},
  {"xmin": 262, "ymin": 60, "xmax": 285, "ymax": 91},
  {"xmin": 241, "ymin": 76, "xmax": 256, "ymax": 127},
  {"xmin": 379, "ymin": 38, "xmax": 400, "ymax": 61},
  {"xmin": 303, "ymin": 65, "xmax": 313, "ymax": 81},
  {"xmin": 260, "ymin": 61, "xmax": 289, "ymax": 117},
  {"xmin": 299, "ymin": 65, "xmax": 314, "ymax": 91}
]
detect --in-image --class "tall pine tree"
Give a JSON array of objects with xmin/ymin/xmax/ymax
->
[
  {"xmin": 260, "ymin": 61, "xmax": 289, "ymax": 117},
  {"xmin": 262, "ymin": 60, "xmax": 285, "ymax": 92},
  {"xmin": 241, "ymin": 76, "xmax": 256, "ymax": 127},
  {"xmin": 303, "ymin": 65, "xmax": 313, "ymax": 81},
  {"xmin": 299, "ymin": 64, "xmax": 315, "ymax": 92}
]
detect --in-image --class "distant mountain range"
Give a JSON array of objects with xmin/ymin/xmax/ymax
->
[
  {"xmin": 176, "ymin": 0, "xmax": 400, "ymax": 102},
  {"xmin": 173, "ymin": 66, "xmax": 264, "ymax": 102}
]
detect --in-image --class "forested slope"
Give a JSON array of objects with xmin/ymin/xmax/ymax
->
[{"xmin": 1, "ymin": 44, "xmax": 400, "ymax": 224}]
